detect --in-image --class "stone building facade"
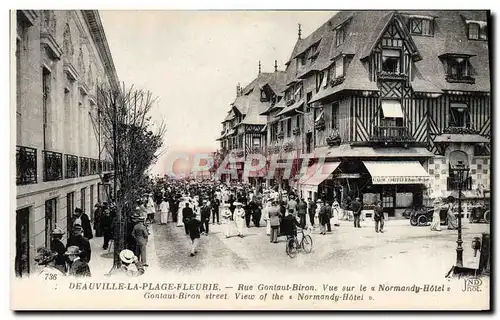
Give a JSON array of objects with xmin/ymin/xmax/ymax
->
[{"xmin": 14, "ymin": 10, "xmax": 118, "ymax": 277}]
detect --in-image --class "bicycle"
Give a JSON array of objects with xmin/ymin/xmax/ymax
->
[{"xmin": 286, "ymin": 228, "xmax": 313, "ymax": 258}]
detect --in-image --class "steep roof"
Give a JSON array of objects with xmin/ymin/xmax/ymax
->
[
  {"xmin": 405, "ymin": 10, "xmax": 490, "ymax": 93},
  {"xmin": 309, "ymin": 10, "xmax": 490, "ymax": 102}
]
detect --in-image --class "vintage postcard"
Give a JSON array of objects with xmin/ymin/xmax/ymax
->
[{"xmin": 11, "ymin": 9, "xmax": 491, "ymax": 310}]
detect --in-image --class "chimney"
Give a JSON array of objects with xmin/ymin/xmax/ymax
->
[
  {"xmin": 236, "ymin": 83, "xmax": 241, "ymax": 97},
  {"xmin": 274, "ymin": 60, "xmax": 278, "ymax": 72},
  {"xmin": 298, "ymin": 23, "xmax": 302, "ymax": 40},
  {"xmin": 258, "ymin": 61, "xmax": 261, "ymax": 74}
]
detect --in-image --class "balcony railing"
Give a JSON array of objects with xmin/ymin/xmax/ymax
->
[
  {"xmin": 43, "ymin": 150, "xmax": 63, "ymax": 182},
  {"xmin": 90, "ymin": 159, "xmax": 98, "ymax": 175},
  {"xmin": 447, "ymin": 176, "xmax": 472, "ymax": 191},
  {"xmin": 445, "ymin": 74, "xmax": 475, "ymax": 84},
  {"xmin": 16, "ymin": 146, "xmax": 37, "ymax": 185},
  {"xmin": 443, "ymin": 126, "xmax": 479, "ymax": 135},
  {"xmin": 65, "ymin": 154, "xmax": 78, "ymax": 178},
  {"xmin": 370, "ymin": 126, "xmax": 415, "ymax": 144},
  {"xmin": 377, "ymin": 71, "xmax": 408, "ymax": 81},
  {"xmin": 80, "ymin": 157, "xmax": 90, "ymax": 177}
]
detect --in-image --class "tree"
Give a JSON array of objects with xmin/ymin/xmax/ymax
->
[{"xmin": 91, "ymin": 82, "xmax": 166, "ymax": 273}]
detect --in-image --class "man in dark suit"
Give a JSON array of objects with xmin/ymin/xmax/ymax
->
[
  {"xmin": 73, "ymin": 207, "xmax": 93, "ymax": 240},
  {"xmin": 182, "ymin": 202, "xmax": 195, "ymax": 235},
  {"xmin": 65, "ymin": 246, "xmax": 91, "ymax": 277},
  {"xmin": 66, "ymin": 225, "xmax": 91, "ymax": 263},
  {"xmin": 297, "ymin": 198, "xmax": 308, "ymax": 229},
  {"xmin": 351, "ymin": 197, "xmax": 362, "ymax": 228},
  {"xmin": 374, "ymin": 200, "xmax": 385, "ymax": 233},
  {"xmin": 308, "ymin": 198, "xmax": 317, "ymax": 227},
  {"xmin": 50, "ymin": 228, "xmax": 67, "ymax": 273}
]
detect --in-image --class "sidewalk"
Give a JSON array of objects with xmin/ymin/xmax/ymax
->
[{"xmin": 87, "ymin": 226, "xmax": 159, "ymax": 277}]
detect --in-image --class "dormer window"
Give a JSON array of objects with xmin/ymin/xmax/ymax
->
[
  {"xmin": 335, "ymin": 26, "xmax": 345, "ymax": 46},
  {"xmin": 381, "ymin": 49, "xmax": 401, "ymax": 73},
  {"xmin": 409, "ymin": 17, "xmax": 434, "ymax": 36},
  {"xmin": 445, "ymin": 55, "xmax": 474, "ymax": 83},
  {"xmin": 467, "ymin": 21, "xmax": 487, "ymax": 40},
  {"xmin": 260, "ymin": 89, "xmax": 269, "ymax": 102}
]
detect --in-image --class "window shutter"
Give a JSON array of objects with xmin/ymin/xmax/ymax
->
[{"xmin": 335, "ymin": 56, "xmax": 344, "ymax": 78}]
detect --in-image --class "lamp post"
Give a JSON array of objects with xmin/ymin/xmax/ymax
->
[{"xmin": 448, "ymin": 161, "xmax": 470, "ymax": 274}]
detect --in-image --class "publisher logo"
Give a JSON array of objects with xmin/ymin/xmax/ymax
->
[{"xmin": 462, "ymin": 278, "xmax": 482, "ymax": 292}]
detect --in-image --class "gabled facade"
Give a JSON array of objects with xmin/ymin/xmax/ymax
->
[
  {"xmin": 216, "ymin": 10, "xmax": 491, "ymax": 219},
  {"xmin": 217, "ymin": 68, "xmax": 287, "ymax": 182}
]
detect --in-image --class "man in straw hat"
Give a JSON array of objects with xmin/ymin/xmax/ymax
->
[
  {"xmin": 50, "ymin": 227, "xmax": 67, "ymax": 273},
  {"xmin": 34, "ymin": 247, "xmax": 65, "ymax": 278},
  {"xmin": 65, "ymin": 246, "xmax": 91, "ymax": 277},
  {"xmin": 118, "ymin": 249, "xmax": 144, "ymax": 277}
]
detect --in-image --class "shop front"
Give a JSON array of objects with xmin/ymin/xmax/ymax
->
[{"xmin": 360, "ymin": 161, "xmax": 430, "ymax": 219}]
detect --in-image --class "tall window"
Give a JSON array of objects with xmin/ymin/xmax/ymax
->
[
  {"xmin": 449, "ymin": 103, "xmax": 471, "ymax": 128},
  {"xmin": 16, "ymin": 38, "xmax": 21, "ymax": 142},
  {"xmin": 331, "ymin": 102, "xmax": 339, "ymax": 129},
  {"xmin": 81, "ymin": 188, "xmax": 86, "ymax": 212},
  {"xmin": 296, "ymin": 115, "xmax": 300, "ymax": 128},
  {"xmin": 287, "ymin": 118, "xmax": 292, "ymax": 137},
  {"xmin": 468, "ymin": 23, "xmax": 479, "ymax": 40},
  {"xmin": 335, "ymin": 26, "xmax": 345, "ymax": 46},
  {"xmin": 280, "ymin": 121, "xmax": 284, "ymax": 132},
  {"xmin": 252, "ymin": 136, "xmax": 260, "ymax": 146},
  {"xmin": 382, "ymin": 49, "xmax": 401, "ymax": 73},
  {"xmin": 271, "ymin": 122, "xmax": 278, "ymax": 141},
  {"xmin": 334, "ymin": 56, "xmax": 344, "ymax": 78},
  {"xmin": 42, "ymin": 68, "xmax": 51, "ymax": 149},
  {"xmin": 410, "ymin": 18, "xmax": 434, "ymax": 36},
  {"xmin": 306, "ymin": 91, "xmax": 312, "ymax": 112}
]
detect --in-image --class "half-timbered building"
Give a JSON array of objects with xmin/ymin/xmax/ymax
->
[{"xmin": 295, "ymin": 10, "xmax": 490, "ymax": 219}]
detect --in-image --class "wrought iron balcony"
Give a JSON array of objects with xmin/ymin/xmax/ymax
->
[
  {"xmin": 445, "ymin": 74, "xmax": 475, "ymax": 84},
  {"xmin": 65, "ymin": 154, "xmax": 78, "ymax": 179},
  {"xmin": 277, "ymin": 131, "xmax": 285, "ymax": 139},
  {"xmin": 447, "ymin": 176, "xmax": 472, "ymax": 191},
  {"xmin": 443, "ymin": 126, "xmax": 479, "ymax": 135},
  {"xmin": 16, "ymin": 146, "xmax": 37, "ymax": 185},
  {"xmin": 370, "ymin": 126, "xmax": 415, "ymax": 144},
  {"xmin": 329, "ymin": 75, "xmax": 345, "ymax": 87},
  {"xmin": 80, "ymin": 157, "xmax": 90, "ymax": 177},
  {"xmin": 90, "ymin": 159, "xmax": 98, "ymax": 175},
  {"xmin": 43, "ymin": 150, "xmax": 62, "ymax": 182},
  {"xmin": 377, "ymin": 71, "xmax": 408, "ymax": 81}
]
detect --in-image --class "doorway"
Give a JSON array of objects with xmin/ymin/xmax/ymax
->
[
  {"xmin": 45, "ymin": 198, "xmax": 57, "ymax": 247},
  {"xmin": 15, "ymin": 207, "xmax": 30, "ymax": 278},
  {"xmin": 80, "ymin": 187, "xmax": 86, "ymax": 212},
  {"xmin": 66, "ymin": 192, "xmax": 75, "ymax": 235},
  {"xmin": 89, "ymin": 184, "xmax": 95, "ymax": 220}
]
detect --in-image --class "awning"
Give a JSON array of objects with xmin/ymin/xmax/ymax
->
[
  {"xmin": 363, "ymin": 161, "xmax": 430, "ymax": 185},
  {"xmin": 276, "ymin": 99, "xmax": 304, "ymax": 117},
  {"xmin": 302, "ymin": 162, "xmax": 341, "ymax": 187},
  {"xmin": 381, "ymin": 100, "xmax": 404, "ymax": 118}
]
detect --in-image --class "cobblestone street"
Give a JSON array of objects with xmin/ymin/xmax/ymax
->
[{"xmin": 153, "ymin": 218, "xmax": 490, "ymax": 282}]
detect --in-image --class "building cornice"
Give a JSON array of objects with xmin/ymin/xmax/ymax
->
[
  {"xmin": 40, "ymin": 32, "xmax": 63, "ymax": 60},
  {"xmin": 81, "ymin": 10, "xmax": 120, "ymax": 91},
  {"xmin": 18, "ymin": 10, "xmax": 39, "ymax": 26}
]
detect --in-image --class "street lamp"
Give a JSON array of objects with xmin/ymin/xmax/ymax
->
[{"xmin": 447, "ymin": 161, "xmax": 471, "ymax": 277}]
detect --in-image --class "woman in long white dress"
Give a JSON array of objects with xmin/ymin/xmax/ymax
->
[
  {"xmin": 221, "ymin": 203, "xmax": 233, "ymax": 238},
  {"xmin": 233, "ymin": 202, "xmax": 246, "ymax": 237},
  {"xmin": 177, "ymin": 198, "xmax": 186, "ymax": 227},
  {"xmin": 430, "ymin": 198, "xmax": 443, "ymax": 231},
  {"xmin": 263, "ymin": 199, "xmax": 272, "ymax": 236},
  {"xmin": 331, "ymin": 199, "xmax": 341, "ymax": 227}
]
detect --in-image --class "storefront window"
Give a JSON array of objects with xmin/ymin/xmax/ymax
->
[
  {"xmin": 363, "ymin": 193, "xmax": 379, "ymax": 206},
  {"xmin": 396, "ymin": 192, "xmax": 413, "ymax": 208}
]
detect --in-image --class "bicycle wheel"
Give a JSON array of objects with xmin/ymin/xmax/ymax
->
[
  {"xmin": 302, "ymin": 235, "xmax": 313, "ymax": 253},
  {"xmin": 286, "ymin": 238, "xmax": 298, "ymax": 258}
]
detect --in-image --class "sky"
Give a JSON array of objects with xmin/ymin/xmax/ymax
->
[{"xmin": 99, "ymin": 10, "xmax": 335, "ymax": 173}]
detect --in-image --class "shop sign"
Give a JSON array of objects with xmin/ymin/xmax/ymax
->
[
  {"xmin": 334, "ymin": 173, "xmax": 361, "ymax": 179},
  {"xmin": 372, "ymin": 176, "xmax": 430, "ymax": 184}
]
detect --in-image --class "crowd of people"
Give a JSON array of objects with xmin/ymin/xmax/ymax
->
[{"xmin": 144, "ymin": 178, "xmax": 379, "ymax": 257}]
